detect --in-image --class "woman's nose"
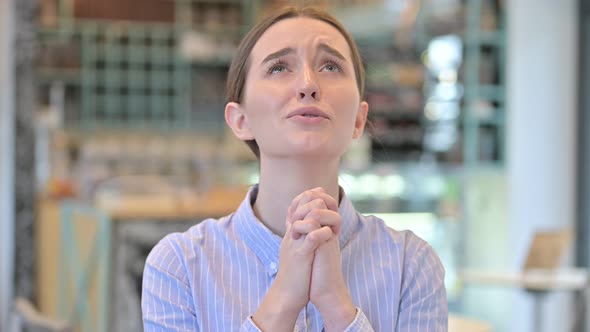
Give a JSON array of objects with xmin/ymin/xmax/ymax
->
[{"xmin": 296, "ymin": 66, "xmax": 320, "ymax": 101}]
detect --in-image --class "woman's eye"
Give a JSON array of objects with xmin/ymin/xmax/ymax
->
[
  {"xmin": 267, "ymin": 61, "xmax": 288, "ymax": 75},
  {"xmin": 321, "ymin": 62, "xmax": 341, "ymax": 72},
  {"xmin": 269, "ymin": 65, "xmax": 285, "ymax": 74}
]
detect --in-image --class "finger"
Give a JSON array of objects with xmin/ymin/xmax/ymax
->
[
  {"xmin": 297, "ymin": 226, "xmax": 333, "ymax": 255},
  {"xmin": 289, "ymin": 192, "xmax": 338, "ymax": 220},
  {"xmin": 299, "ymin": 190, "xmax": 338, "ymax": 213},
  {"xmin": 288, "ymin": 190, "xmax": 316, "ymax": 217},
  {"xmin": 291, "ymin": 219, "xmax": 321, "ymax": 240},
  {"xmin": 289, "ymin": 187, "xmax": 331, "ymax": 213},
  {"xmin": 287, "ymin": 189, "xmax": 339, "ymax": 228},
  {"xmin": 285, "ymin": 218, "xmax": 294, "ymax": 238},
  {"xmin": 304, "ymin": 209, "xmax": 342, "ymax": 235},
  {"xmin": 309, "ymin": 188, "xmax": 338, "ymax": 212},
  {"xmin": 285, "ymin": 219, "xmax": 305, "ymax": 241},
  {"xmin": 292, "ymin": 200, "xmax": 341, "ymax": 235},
  {"xmin": 291, "ymin": 198, "xmax": 328, "ymax": 222}
]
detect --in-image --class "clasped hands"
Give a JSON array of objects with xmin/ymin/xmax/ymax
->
[{"xmin": 253, "ymin": 187, "xmax": 356, "ymax": 332}]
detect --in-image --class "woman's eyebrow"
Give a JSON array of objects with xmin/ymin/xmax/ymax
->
[
  {"xmin": 261, "ymin": 47, "xmax": 295, "ymax": 65},
  {"xmin": 318, "ymin": 43, "xmax": 346, "ymax": 62}
]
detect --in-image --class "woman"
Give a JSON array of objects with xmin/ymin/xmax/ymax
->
[{"xmin": 142, "ymin": 5, "xmax": 447, "ymax": 332}]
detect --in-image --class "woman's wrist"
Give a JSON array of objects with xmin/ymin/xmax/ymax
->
[
  {"xmin": 252, "ymin": 282, "xmax": 304, "ymax": 332},
  {"xmin": 314, "ymin": 293, "xmax": 357, "ymax": 332},
  {"xmin": 252, "ymin": 304, "xmax": 300, "ymax": 332}
]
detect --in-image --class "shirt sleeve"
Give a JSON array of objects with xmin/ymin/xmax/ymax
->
[
  {"xmin": 142, "ymin": 239, "xmax": 200, "ymax": 332},
  {"xmin": 239, "ymin": 316, "xmax": 263, "ymax": 332},
  {"xmin": 395, "ymin": 243, "xmax": 448, "ymax": 332},
  {"xmin": 342, "ymin": 308, "xmax": 375, "ymax": 332},
  {"xmin": 242, "ymin": 309, "xmax": 374, "ymax": 332}
]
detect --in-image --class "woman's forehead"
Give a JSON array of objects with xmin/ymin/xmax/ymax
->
[{"xmin": 249, "ymin": 17, "xmax": 352, "ymax": 63}]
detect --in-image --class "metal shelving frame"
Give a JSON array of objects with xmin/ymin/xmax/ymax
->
[
  {"xmin": 463, "ymin": 0, "xmax": 506, "ymax": 167},
  {"xmin": 39, "ymin": 0, "xmax": 254, "ymax": 133}
]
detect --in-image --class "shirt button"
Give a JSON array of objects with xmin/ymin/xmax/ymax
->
[{"xmin": 269, "ymin": 262, "xmax": 277, "ymax": 272}]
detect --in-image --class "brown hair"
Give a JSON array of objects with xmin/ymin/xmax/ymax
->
[{"xmin": 226, "ymin": 6, "xmax": 366, "ymax": 158}]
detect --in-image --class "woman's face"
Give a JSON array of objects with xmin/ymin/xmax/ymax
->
[{"xmin": 226, "ymin": 17, "xmax": 368, "ymax": 160}]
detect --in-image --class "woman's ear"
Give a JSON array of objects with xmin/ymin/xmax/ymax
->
[
  {"xmin": 352, "ymin": 101, "xmax": 369, "ymax": 138},
  {"xmin": 225, "ymin": 102, "xmax": 254, "ymax": 141}
]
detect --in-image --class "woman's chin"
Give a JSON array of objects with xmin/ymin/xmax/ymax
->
[
  {"xmin": 282, "ymin": 144, "xmax": 344, "ymax": 160},
  {"xmin": 258, "ymin": 135, "xmax": 347, "ymax": 160}
]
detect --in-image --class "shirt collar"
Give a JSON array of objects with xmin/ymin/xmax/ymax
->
[{"xmin": 233, "ymin": 184, "xmax": 360, "ymax": 278}]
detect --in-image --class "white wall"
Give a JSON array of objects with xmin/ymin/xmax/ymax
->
[
  {"xmin": 507, "ymin": 0, "xmax": 579, "ymax": 331},
  {"xmin": 0, "ymin": 0, "xmax": 15, "ymax": 330}
]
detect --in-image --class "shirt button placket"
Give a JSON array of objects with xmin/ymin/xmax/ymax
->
[{"xmin": 269, "ymin": 262, "xmax": 277, "ymax": 273}]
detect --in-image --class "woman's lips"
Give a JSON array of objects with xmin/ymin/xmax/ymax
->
[
  {"xmin": 288, "ymin": 114, "xmax": 329, "ymax": 124},
  {"xmin": 287, "ymin": 106, "xmax": 330, "ymax": 120}
]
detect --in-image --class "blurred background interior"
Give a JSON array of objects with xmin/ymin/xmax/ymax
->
[{"xmin": 0, "ymin": 0, "xmax": 589, "ymax": 331}]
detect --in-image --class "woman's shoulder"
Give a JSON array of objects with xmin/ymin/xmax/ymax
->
[
  {"xmin": 145, "ymin": 213, "xmax": 236, "ymax": 270},
  {"xmin": 362, "ymin": 214, "xmax": 445, "ymax": 278},
  {"xmin": 360, "ymin": 213, "xmax": 437, "ymax": 258},
  {"xmin": 365, "ymin": 214, "xmax": 445, "ymax": 277}
]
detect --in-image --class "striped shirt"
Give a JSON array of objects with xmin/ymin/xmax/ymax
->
[{"xmin": 142, "ymin": 185, "xmax": 447, "ymax": 331}]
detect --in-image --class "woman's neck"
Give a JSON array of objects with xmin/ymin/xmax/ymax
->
[{"xmin": 253, "ymin": 156, "xmax": 340, "ymax": 237}]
